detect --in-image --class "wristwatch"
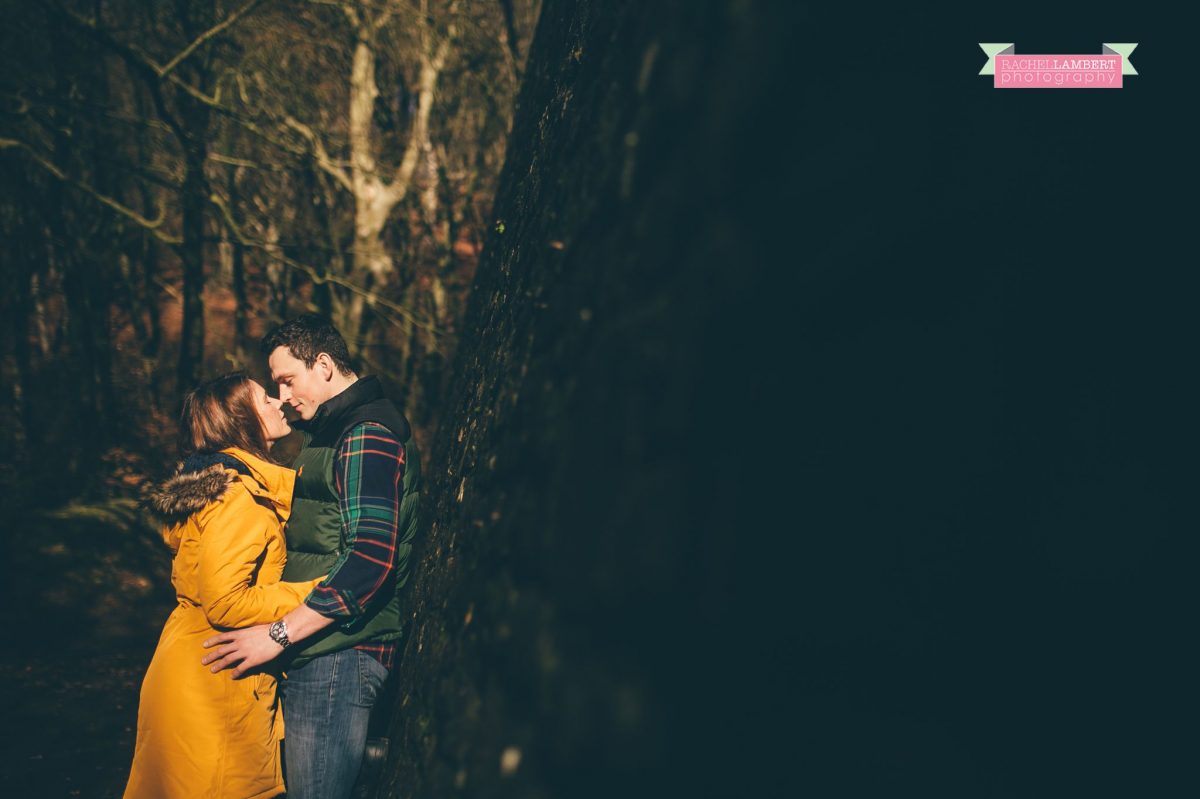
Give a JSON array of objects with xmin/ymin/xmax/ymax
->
[{"xmin": 268, "ymin": 619, "xmax": 291, "ymax": 650}]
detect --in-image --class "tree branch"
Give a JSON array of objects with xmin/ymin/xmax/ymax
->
[
  {"xmin": 159, "ymin": 76, "xmax": 319, "ymax": 170},
  {"xmin": 386, "ymin": 28, "xmax": 453, "ymax": 204},
  {"xmin": 51, "ymin": 2, "xmax": 165, "ymax": 78},
  {"xmin": 1, "ymin": 137, "xmax": 181, "ymax": 246},
  {"xmin": 55, "ymin": 1, "xmax": 274, "ymax": 149},
  {"xmin": 50, "ymin": 4, "xmax": 191, "ymax": 145},
  {"xmin": 160, "ymin": 0, "xmax": 271, "ymax": 78},
  {"xmin": 209, "ymin": 190, "xmax": 441, "ymax": 336},
  {"xmin": 284, "ymin": 115, "xmax": 354, "ymax": 192},
  {"xmin": 0, "ymin": 90, "xmax": 174, "ymax": 134},
  {"xmin": 498, "ymin": 0, "xmax": 524, "ymax": 80},
  {"xmin": 371, "ymin": 1, "xmax": 394, "ymax": 33},
  {"xmin": 208, "ymin": 152, "xmax": 259, "ymax": 169}
]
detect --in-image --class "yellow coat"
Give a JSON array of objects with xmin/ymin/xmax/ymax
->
[{"xmin": 124, "ymin": 448, "xmax": 323, "ymax": 799}]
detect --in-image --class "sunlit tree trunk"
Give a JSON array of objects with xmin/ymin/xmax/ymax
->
[{"xmin": 329, "ymin": 0, "xmax": 452, "ymax": 349}]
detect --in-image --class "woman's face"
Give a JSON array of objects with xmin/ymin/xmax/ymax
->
[{"xmin": 251, "ymin": 380, "xmax": 291, "ymax": 444}]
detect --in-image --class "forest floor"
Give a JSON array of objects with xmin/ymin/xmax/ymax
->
[{"xmin": 0, "ymin": 500, "xmax": 174, "ymax": 798}]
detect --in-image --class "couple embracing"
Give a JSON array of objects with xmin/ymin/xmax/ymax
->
[{"xmin": 124, "ymin": 314, "xmax": 420, "ymax": 799}]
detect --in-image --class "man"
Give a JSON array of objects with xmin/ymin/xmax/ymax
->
[{"xmin": 202, "ymin": 314, "xmax": 420, "ymax": 799}]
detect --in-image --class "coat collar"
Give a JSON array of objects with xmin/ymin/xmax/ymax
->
[
  {"xmin": 293, "ymin": 375, "xmax": 382, "ymax": 438},
  {"xmin": 147, "ymin": 447, "xmax": 295, "ymax": 525},
  {"xmin": 221, "ymin": 446, "xmax": 295, "ymax": 521}
]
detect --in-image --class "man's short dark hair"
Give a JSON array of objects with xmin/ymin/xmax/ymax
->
[{"xmin": 261, "ymin": 314, "xmax": 356, "ymax": 376}]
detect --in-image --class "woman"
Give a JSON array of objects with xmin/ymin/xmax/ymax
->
[{"xmin": 124, "ymin": 373, "xmax": 325, "ymax": 799}]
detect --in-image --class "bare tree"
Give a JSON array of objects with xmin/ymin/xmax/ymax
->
[{"xmin": 278, "ymin": 0, "xmax": 457, "ymax": 349}]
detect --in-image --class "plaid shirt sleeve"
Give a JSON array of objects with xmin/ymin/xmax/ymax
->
[{"xmin": 305, "ymin": 422, "xmax": 406, "ymax": 623}]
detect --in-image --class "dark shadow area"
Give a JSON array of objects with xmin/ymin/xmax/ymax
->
[
  {"xmin": 0, "ymin": 502, "xmax": 175, "ymax": 797},
  {"xmin": 377, "ymin": 4, "xmax": 1190, "ymax": 798}
]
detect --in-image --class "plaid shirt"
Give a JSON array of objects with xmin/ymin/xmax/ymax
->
[{"xmin": 305, "ymin": 422, "xmax": 406, "ymax": 670}]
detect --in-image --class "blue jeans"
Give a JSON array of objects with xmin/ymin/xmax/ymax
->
[{"xmin": 280, "ymin": 649, "xmax": 388, "ymax": 799}]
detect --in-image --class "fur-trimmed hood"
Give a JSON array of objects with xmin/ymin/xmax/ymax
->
[
  {"xmin": 145, "ymin": 461, "xmax": 240, "ymax": 526},
  {"xmin": 143, "ymin": 448, "xmax": 295, "ymax": 528}
]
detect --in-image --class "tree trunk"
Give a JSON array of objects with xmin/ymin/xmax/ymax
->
[
  {"xmin": 133, "ymin": 87, "xmax": 163, "ymax": 360},
  {"xmin": 174, "ymin": 2, "xmax": 214, "ymax": 396},
  {"xmin": 305, "ymin": 164, "xmax": 335, "ymax": 318},
  {"xmin": 10, "ymin": 263, "xmax": 33, "ymax": 461},
  {"xmin": 338, "ymin": 6, "xmax": 448, "ymax": 350},
  {"xmin": 142, "ymin": 234, "xmax": 163, "ymax": 359},
  {"xmin": 227, "ymin": 167, "xmax": 249, "ymax": 360},
  {"xmin": 81, "ymin": 48, "xmax": 120, "ymax": 433},
  {"xmin": 3, "ymin": 188, "xmax": 36, "ymax": 463},
  {"xmin": 176, "ymin": 148, "xmax": 208, "ymax": 394},
  {"xmin": 259, "ymin": 219, "xmax": 284, "ymax": 324},
  {"xmin": 46, "ymin": 11, "xmax": 103, "ymax": 454},
  {"xmin": 341, "ymin": 33, "xmax": 385, "ymax": 346}
]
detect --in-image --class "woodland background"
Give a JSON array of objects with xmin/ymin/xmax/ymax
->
[
  {"xmin": 0, "ymin": 0, "xmax": 544, "ymax": 795},
  {"xmin": 0, "ymin": 0, "xmax": 540, "ymax": 505}
]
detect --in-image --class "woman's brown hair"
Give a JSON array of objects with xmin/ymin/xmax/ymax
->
[{"xmin": 179, "ymin": 372, "xmax": 272, "ymax": 461}]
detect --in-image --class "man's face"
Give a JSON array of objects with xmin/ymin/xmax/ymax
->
[{"xmin": 268, "ymin": 346, "xmax": 329, "ymax": 421}]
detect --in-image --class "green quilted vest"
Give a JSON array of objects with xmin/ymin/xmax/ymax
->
[{"xmin": 280, "ymin": 377, "xmax": 421, "ymax": 667}]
